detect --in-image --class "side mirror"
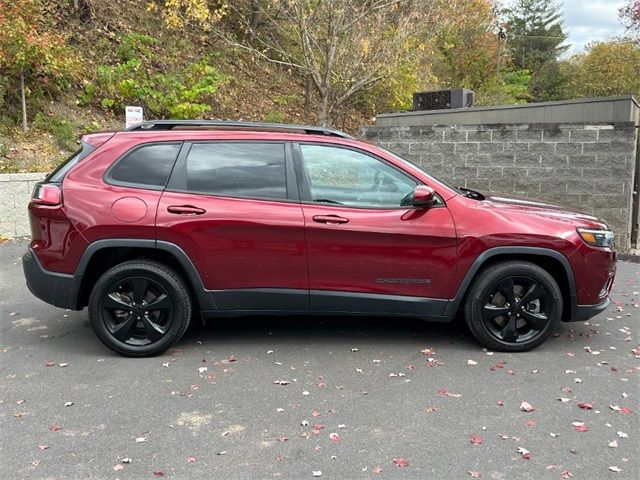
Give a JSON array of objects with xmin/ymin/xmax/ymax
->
[{"xmin": 412, "ymin": 185, "xmax": 436, "ymax": 207}]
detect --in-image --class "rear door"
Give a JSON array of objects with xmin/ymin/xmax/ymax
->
[
  {"xmin": 295, "ymin": 143, "xmax": 458, "ymax": 314},
  {"xmin": 156, "ymin": 141, "xmax": 308, "ymax": 311}
]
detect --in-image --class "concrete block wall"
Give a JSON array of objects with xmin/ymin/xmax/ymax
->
[
  {"xmin": 362, "ymin": 122, "xmax": 638, "ymax": 251},
  {"xmin": 0, "ymin": 173, "xmax": 46, "ymax": 237}
]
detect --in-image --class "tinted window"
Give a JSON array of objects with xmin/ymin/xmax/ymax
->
[
  {"xmin": 110, "ymin": 143, "xmax": 181, "ymax": 187},
  {"xmin": 300, "ymin": 144, "xmax": 417, "ymax": 208},
  {"xmin": 47, "ymin": 142, "xmax": 95, "ymax": 183},
  {"xmin": 185, "ymin": 143, "xmax": 287, "ymax": 199}
]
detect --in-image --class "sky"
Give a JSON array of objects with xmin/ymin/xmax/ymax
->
[{"xmin": 504, "ymin": 0, "xmax": 628, "ymax": 56}]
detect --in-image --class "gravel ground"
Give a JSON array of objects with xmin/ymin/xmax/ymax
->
[{"xmin": 0, "ymin": 238, "xmax": 638, "ymax": 480}]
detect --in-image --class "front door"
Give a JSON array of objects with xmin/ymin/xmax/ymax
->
[
  {"xmin": 156, "ymin": 141, "xmax": 308, "ymax": 310},
  {"xmin": 295, "ymin": 143, "xmax": 457, "ymax": 315}
]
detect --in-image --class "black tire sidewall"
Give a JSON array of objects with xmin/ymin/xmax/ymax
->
[
  {"xmin": 465, "ymin": 262, "xmax": 562, "ymax": 352},
  {"xmin": 89, "ymin": 261, "xmax": 191, "ymax": 357}
]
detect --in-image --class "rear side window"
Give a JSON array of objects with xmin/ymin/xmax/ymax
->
[
  {"xmin": 185, "ymin": 142, "xmax": 287, "ymax": 200},
  {"xmin": 46, "ymin": 142, "xmax": 95, "ymax": 183},
  {"xmin": 109, "ymin": 143, "xmax": 181, "ymax": 188}
]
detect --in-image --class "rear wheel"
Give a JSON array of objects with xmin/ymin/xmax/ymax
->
[
  {"xmin": 88, "ymin": 260, "xmax": 192, "ymax": 357},
  {"xmin": 464, "ymin": 261, "xmax": 562, "ymax": 352}
]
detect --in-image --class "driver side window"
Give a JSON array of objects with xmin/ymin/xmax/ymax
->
[{"xmin": 299, "ymin": 144, "xmax": 417, "ymax": 208}]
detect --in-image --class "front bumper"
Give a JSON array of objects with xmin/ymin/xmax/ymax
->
[
  {"xmin": 23, "ymin": 247, "xmax": 78, "ymax": 310},
  {"xmin": 570, "ymin": 297, "xmax": 611, "ymax": 322}
]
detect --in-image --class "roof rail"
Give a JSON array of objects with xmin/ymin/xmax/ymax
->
[{"xmin": 125, "ymin": 120, "xmax": 354, "ymax": 139}]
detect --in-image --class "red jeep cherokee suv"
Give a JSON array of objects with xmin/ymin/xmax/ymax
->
[{"xmin": 23, "ymin": 120, "xmax": 616, "ymax": 356}]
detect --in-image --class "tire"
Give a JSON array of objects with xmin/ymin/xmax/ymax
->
[
  {"xmin": 464, "ymin": 261, "xmax": 562, "ymax": 352},
  {"xmin": 88, "ymin": 260, "xmax": 192, "ymax": 357}
]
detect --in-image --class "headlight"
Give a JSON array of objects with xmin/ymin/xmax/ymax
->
[{"xmin": 577, "ymin": 228, "xmax": 614, "ymax": 248}]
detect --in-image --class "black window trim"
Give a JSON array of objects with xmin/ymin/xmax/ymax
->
[
  {"xmin": 292, "ymin": 142, "xmax": 445, "ymax": 210},
  {"xmin": 103, "ymin": 141, "xmax": 184, "ymax": 191},
  {"xmin": 165, "ymin": 140, "xmax": 299, "ymax": 203}
]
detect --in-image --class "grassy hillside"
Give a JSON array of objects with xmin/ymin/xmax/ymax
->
[{"xmin": 0, "ymin": 0, "xmax": 373, "ymax": 173}]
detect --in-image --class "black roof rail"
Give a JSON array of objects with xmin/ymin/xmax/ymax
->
[{"xmin": 125, "ymin": 120, "xmax": 354, "ymax": 139}]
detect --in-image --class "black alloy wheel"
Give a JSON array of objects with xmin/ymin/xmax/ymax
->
[
  {"xmin": 464, "ymin": 261, "xmax": 562, "ymax": 352},
  {"xmin": 89, "ymin": 260, "xmax": 192, "ymax": 357}
]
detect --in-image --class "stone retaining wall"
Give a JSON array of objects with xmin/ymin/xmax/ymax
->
[
  {"xmin": 362, "ymin": 122, "xmax": 638, "ymax": 251},
  {"xmin": 0, "ymin": 173, "xmax": 46, "ymax": 237}
]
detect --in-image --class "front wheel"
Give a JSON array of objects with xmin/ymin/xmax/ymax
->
[
  {"xmin": 464, "ymin": 261, "xmax": 562, "ymax": 352},
  {"xmin": 88, "ymin": 260, "xmax": 192, "ymax": 357}
]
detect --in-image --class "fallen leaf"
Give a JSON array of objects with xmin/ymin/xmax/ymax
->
[
  {"xmin": 64, "ymin": 401, "xmax": 74, "ymax": 407},
  {"xmin": 468, "ymin": 471, "xmax": 481, "ymax": 478},
  {"xmin": 197, "ymin": 367, "xmax": 207, "ymax": 373},
  {"xmin": 525, "ymin": 420, "xmax": 536, "ymax": 427},
  {"xmin": 373, "ymin": 466, "xmax": 383, "ymax": 475},
  {"xmin": 187, "ymin": 456, "xmax": 196, "ymax": 462},
  {"xmin": 312, "ymin": 470, "xmax": 322, "ymax": 477},
  {"xmin": 497, "ymin": 400, "xmax": 504, "ymax": 406},
  {"xmin": 135, "ymin": 437, "xmax": 146, "ymax": 443},
  {"xmin": 517, "ymin": 447, "xmax": 531, "ymax": 459},
  {"xmin": 113, "ymin": 464, "xmax": 124, "ymax": 471},
  {"xmin": 273, "ymin": 380, "xmax": 290, "ymax": 386},
  {"xmin": 393, "ymin": 458, "xmax": 409, "ymax": 467},
  {"xmin": 608, "ymin": 440, "xmax": 618, "ymax": 448},
  {"xmin": 153, "ymin": 471, "xmax": 164, "ymax": 477},
  {"xmin": 470, "ymin": 434, "xmax": 483, "ymax": 445},
  {"xmin": 520, "ymin": 401, "xmax": 535, "ymax": 412},
  {"xmin": 122, "ymin": 458, "xmax": 132, "ymax": 464},
  {"xmin": 37, "ymin": 445, "xmax": 49, "ymax": 450},
  {"xmin": 617, "ymin": 431, "xmax": 628, "ymax": 438},
  {"xmin": 49, "ymin": 424, "xmax": 62, "ymax": 432},
  {"xmin": 609, "ymin": 466, "xmax": 622, "ymax": 473},
  {"xmin": 574, "ymin": 425, "xmax": 589, "ymax": 432},
  {"xmin": 437, "ymin": 388, "xmax": 462, "ymax": 398},
  {"xmin": 560, "ymin": 470, "xmax": 573, "ymax": 478},
  {"xmin": 329, "ymin": 432, "xmax": 340, "ymax": 443},
  {"xmin": 467, "ymin": 360, "xmax": 478, "ymax": 365},
  {"xmin": 421, "ymin": 348, "xmax": 435, "ymax": 355},
  {"xmin": 620, "ymin": 407, "xmax": 632, "ymax": 414},
  {"xmin": 577, "ymin": 402, "xmax": 593, "ymax": 410}
]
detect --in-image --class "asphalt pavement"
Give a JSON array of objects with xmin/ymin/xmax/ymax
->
[{"xmin": 0, "ymin": 238, "xmax": 638, "ymax": 480}]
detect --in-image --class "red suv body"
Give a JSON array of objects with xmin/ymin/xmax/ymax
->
[{"xmin": 23, "ymin": 121, "xmax": 616, "ymax": 356}]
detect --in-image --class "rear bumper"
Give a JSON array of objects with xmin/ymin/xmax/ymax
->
[
  {"xmin": 23, "ymin": 247, "xmax": 79, "ymax": 310},
  {"xmin": 570, "ymin": 297, "xmax": 611, "ymax": 322}
]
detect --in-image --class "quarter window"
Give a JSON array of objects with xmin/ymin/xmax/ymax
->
[
  {"xmin": 110, "ymin": 143, "xmax": 181, "ymax": 187},
  {"xmin": 299, "ymin": 144, "xmax": 417, "ymax": 208},
  {"xmin": 185, "ymin": 143, "xmax": 287, "ymax": 200}
]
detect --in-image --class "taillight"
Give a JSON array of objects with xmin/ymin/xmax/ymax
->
[{"xmin": 32, "ymin": 183, "xmax": 62, "ymax": 205}]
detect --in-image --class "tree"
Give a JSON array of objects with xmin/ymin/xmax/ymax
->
[
  {"xmin": 0, "ymin": 0, "xmax": 76, "ymax": 132},
  {"xmin": 619, "ymin": 0, "xmax": 640, "ymax": 34},
  {"xmin": 152, "ymin": 0, "xmax": 433, "ymax": 127},
  {"xmin": 504, "ymin": 0, "xmax": 568, "ymax": 101},
  {"xmin": 560, "ymin": 40, "xmax": 640, "ymax": 99}
]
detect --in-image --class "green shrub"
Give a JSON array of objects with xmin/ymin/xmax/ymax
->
[
  {"xmin": 82, "ymin": 33, "xmax": 225, "ymax": 119},
  {"xmin": 33, "ymin": 112, "xmax": 78, "ymax": 151},
  {"xmin": 263, "ymin": 111, "xmax": 286, "ymax": 123}
]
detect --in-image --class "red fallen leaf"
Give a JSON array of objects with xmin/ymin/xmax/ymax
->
[
  {"xmin": 373, "ymin": 465, "xmax": 383, "ymax": 475},
  {"xmin": 153, "ymin": 471, "xmax": 164, "ymax": 477},
  {"xmin": 393, "ymin": 458, "xmax": 409, "ymax": 467},
  {"xmin": 620, "ymin": 407, "xmax": 632, "ymax": 414},
  {"xmin": 329, "ymin": 432, "xmax": 340, "ymax": 443},
  {"xmin": 520, "ymin": 401, "xmax": 535, "ymax": 412},
  {"xmin": 490, "ymin": 361, "xmax": 505, "ymax": 371},
  {"xmin": 312, "ymin": 424, "xmax": 324, "ymax": 434},
  {"xmin": 470, "ymin": 434, "xmax": 483, "ymax": 445},
  {"xmin": 437, "ymin": 388, "xmax": 462, "ymax": 398},
  {"xmin": 207, "ymin": 373, "xmax": 217, "ymax": 383},
  {"xmin": 469, "ymin": 472, "xmax": 482, "ymax": 478},
  {"xmin": 421, "ymin": 348, "xmax": 435, "ymax": 355},
  {"xmin": 113, "ymin": 464, "xmax": 124, "ymax": 471},
  {"xmin": 276, "ymin": 454, "xmax": 284, "ymax": 461},
  {"xmin": 405, "ymin": 364, "xmax": 416, "ymax": 369},
  {"xmin": 497, "ymin": 400, "xmax": 504, "ymax": 406},
  {"xmin": 276, "ymin": 435, "xmax": 288, "ymax": 442},
  {"xmin": 561, "ymin": 470, "xmax": 573, "ymax": 479},
  {"xmin": 49, "ymin": 424, "xmax": 62, "ymax": 432},
  {"xmin": 312, "ymin": 410, "xmax": 321, "ymax": 417},
  {"xmin": 517, "ymin": 447, "xmax": 531, "ymax": 459},
  {"xmin": 227, "ymin": 356, "xmax": 237, "ymax": 362},
  {"xmin": 577, "ymin": 402, "xmax": 593, "ymax": 410},
  {"xmin": 16, "ymin": 399, "xmax": 26, "ymax": 405},
  {"xmin": 186, "ymin": 456, "xmax": 196, "ymax": 462},
  {"xmin": 45, "ymin": 362, "xmax": 54, "ymax": 367},
  {"xmin": 525, "ymin": 420, "xmax": 536, "ymax": 427},
  {"xmin": 574, "ymin": 425, "xmax": 589, "ymax": 432},
  {"xmin": 37, "ymin": 445, "xmax": 49, "ymax": 450}
]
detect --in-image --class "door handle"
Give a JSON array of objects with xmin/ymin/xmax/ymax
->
[
  {"xmin": 167, "ymin": 205, "xmax": 206, "ymax": 215},
  {"xmin": 312, "ymin": 214, "xmax": 349, "ymax": 225}
]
